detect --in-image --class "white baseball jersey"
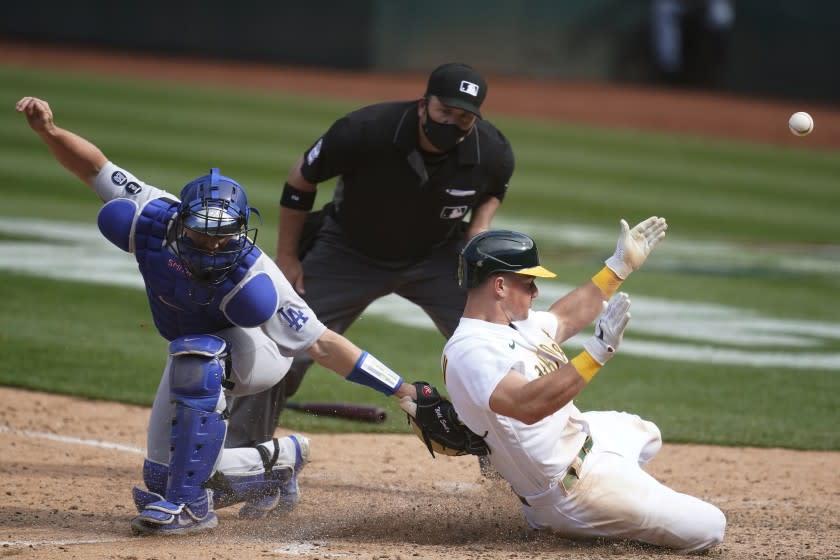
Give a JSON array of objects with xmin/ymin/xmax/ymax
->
[
  {"xmin": 444, "ymin": 310, "xmax": 727, "ymax": 552},
  {"xmin": 444, "ymin": 310, "xmax": 590, "ymax": 498}
]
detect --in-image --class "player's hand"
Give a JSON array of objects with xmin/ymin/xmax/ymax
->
[
  {"xmin": 15, "ymin": 97, "xmax": 56, "ymax": 135},
  {"xmin": 583, "ymin": 292, "xmax": 631, "ymax": 365},
  {"xmin": 605, "ymin": 216, "xmax": 667, "ymax": 279},
  {"xmin": 276, "ymin": 253, "xmax": 305, "ymax": 294}
]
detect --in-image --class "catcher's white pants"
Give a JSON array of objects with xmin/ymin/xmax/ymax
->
[
  {"xmin": 521, "ymin": 411, "xmax": 726, "ymax": 553},
  {"xmin": 146, "ymin": 325, "xmax": 293, "ymax": 470}
]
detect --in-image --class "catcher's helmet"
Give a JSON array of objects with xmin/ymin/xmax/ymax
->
[
  {"xmin": 174, "ymin": 168, "xmax": 259, "ymax": 285},
  {"xmin": 458, "ymin": 230, "xmax": 556, "ymax": 288}
]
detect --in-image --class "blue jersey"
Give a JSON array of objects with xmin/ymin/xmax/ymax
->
[{"xmin": 92, "ymin": 161, "xmax": 326, "ymax": 354}]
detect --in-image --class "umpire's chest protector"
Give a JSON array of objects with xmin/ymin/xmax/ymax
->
[{"xmin": 128, "ymin": 198, "xmax": 266, "ymax": 340}]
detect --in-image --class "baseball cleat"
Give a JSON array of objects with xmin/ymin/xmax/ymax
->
[
  {"xmin": 238, "ymin": 475, "xmax": 300, "ymax": 519},
  {"xmin": 238, "ymin": 434, "xmax": 309, "ymax": 519},
  {"xmin": 130, "ymin": 490, "xmax": 218, "ymax": 536}
]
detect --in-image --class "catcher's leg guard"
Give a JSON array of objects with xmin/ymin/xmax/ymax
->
[
  {"xmin": 131, "ymin": 335, "xmax": 228, "ymax": 536},
  {"xmin": 135, "ymin": 436, "xmax": 311, "ymax": 518},
  {"xmin": 132, "ymin": 459, "xmax": 168, "ymax": 512},
  {"xmin": 208, "ymin": 435, "xmax": 310, "ymax": 518}
]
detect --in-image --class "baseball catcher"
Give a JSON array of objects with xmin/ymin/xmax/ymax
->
[
  {"xmin": 15, "ymin": 95, "xmax": 441, "ymax": 536},
  {"xmin": 399, "ymin": 381, "xmax": 490, "ymax": 457}
]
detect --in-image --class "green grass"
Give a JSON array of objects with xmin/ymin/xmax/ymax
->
[
  {"xmin": 1, "ymin": 63, "xmax": 838, "ymax": 450},
  {"xmin": 1, "ymin": 272, "xmax": 166, "ymax": 404}
]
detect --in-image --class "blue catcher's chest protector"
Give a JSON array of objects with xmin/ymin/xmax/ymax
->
[{"xmin": 129, "ymin": 198, "xmax": 265, "ymax": 340}]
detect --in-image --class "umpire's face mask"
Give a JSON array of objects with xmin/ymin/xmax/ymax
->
[{"xmin": 422, "ymin": 99, "xmax": 471, "ymax": 152}]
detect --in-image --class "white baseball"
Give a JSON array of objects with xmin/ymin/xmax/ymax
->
[{"xmin": 788, "ymin": 111, "xmax": 814, "ymax": 136}]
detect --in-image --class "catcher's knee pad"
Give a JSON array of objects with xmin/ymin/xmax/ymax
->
[
  {"xmin": 165, "ymin": 334, "xmax": 229, "ymax": 506},
  {"xmin": 168, "ymin": 334, "xmax": 230, "ymax": 412}
]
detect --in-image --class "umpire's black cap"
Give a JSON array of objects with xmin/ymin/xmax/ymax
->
[{"xmin": 425, "ymin": 63, "xmax": 487, "ymax": 118}]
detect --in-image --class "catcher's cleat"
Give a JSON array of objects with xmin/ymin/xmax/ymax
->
[
  {"xmin": 132, "ymin": 486, "xmax": 164, "ymax": 513},
  {"xmin": 238, "ymin": 474, "xmax": 300, "ymax": 519},
  {"xmin": 238, "ymin": 434, "xmax": 309, "ymax": 519},
  {"xmin": 130, "ymin": 489, "xmax": 218, "ymax": 536}
]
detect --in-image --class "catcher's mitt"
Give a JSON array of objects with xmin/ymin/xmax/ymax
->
[{"xmin": 400, "ymin": 381, "xmax": 490, "ymax": 458}]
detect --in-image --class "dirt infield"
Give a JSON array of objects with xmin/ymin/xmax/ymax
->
[
  {"xmin": 1, "ymin": 42, "xmax": 839, "ymax": 559},
  {"xmin": 1, "ymin": 387, "xmax": 838, "ymax": 559}
]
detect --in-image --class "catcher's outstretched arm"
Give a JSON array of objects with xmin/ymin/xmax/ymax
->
[
  {"xmin": 305, "ymin": 329, "xmax": 417, "ymax": 401},
  {"xmin": 15, "ymin": 96, "xmax": 106, "ymax": 188}
]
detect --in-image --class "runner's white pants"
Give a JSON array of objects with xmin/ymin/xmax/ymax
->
[{"xmin": 521, "ymin": 411, "xmax": 726, "ymax": 553}]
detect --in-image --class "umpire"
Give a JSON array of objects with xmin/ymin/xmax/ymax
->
[{"xmin": 227, "ymin": 62, "xmax": 515, "ymax": 447}]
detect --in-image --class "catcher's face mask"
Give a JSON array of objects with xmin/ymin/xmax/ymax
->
[{"xmin": 174, "ymin": 168, "xmax": 259, "ymax": 287}]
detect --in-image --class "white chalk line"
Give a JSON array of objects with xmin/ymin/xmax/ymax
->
[
  {"xmin": 0, "ymin": 424, "xmax": 478, "ymax": 553},
  {"xmin": 0, "ymin": 537, "xmax": 345, "ymax": 554},
  {"xmin": 0, "ymin": 426, "xmax": 142, "ymax": 549},
  {"xmin": 0, "ymin": 539, "xmax": 128, "ymax": 547},
  {"xmin": 272, "ymin": 542, "xmax": 348, "ymax": 556},
  {"xmin": 0, "ymin": 426, "xmax": 482, "ymax": 493},
  {"xmin": 0, "ymin": 535, "xmax": 340, "ymax": 554},
  {"xmin": 0, "ymin": 425, "xmax": 145, "ymax": 455},
  {"xmin": 0, "ymin": 538, "xmax": 126, "ymax": 547},
  {"xmin": 1, "ymin": 217, "xmax": 838, "ymax": 370}
]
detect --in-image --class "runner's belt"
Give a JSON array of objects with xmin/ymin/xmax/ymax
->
[{"xmin": 515, "ymin": 435, "xmax": 593, "ymax": 507}]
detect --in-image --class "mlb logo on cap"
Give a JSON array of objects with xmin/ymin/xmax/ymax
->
[
  {"xmin": 426, "ymin": 62, "xmax": 488, "ymax": 117},
  {"xmin": 460, "ymin": 81, "xmax": 480, "ymax": 97}
]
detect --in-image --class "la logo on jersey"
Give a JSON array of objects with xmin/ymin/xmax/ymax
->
[{"xmin": 278, "ymin": 306, "xmax": 309, "ymax": 332}]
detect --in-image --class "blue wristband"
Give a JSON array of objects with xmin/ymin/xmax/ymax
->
[{"xmin": 346, "ymin": 351, "xmax": 404, "ymax": 396}]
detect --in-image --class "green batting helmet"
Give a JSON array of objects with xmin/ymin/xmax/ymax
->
[{"xmin": 458, "ymin": 230, "xmax": 557, "ymax": 288}]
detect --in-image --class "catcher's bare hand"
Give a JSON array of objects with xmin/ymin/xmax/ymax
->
[
  {"xmin": 15, "ymin": 97, "xmax": 56, "ymax": 135},
  {"xmin": 400, "ymin": 381, "xmax": 489, "ymax": 458},
  {"xmin": 605, "ymin": 216, "xmax": 667, "ymax": 279}
]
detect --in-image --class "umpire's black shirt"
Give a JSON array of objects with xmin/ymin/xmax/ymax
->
[{"xmin": 300, "ymin": 101, "xmax": 515, "ymax": 262}]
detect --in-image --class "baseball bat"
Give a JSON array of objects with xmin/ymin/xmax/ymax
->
[{"xmin": 286, "ymin": 401, "xmax": 387, "ymax": 423}]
